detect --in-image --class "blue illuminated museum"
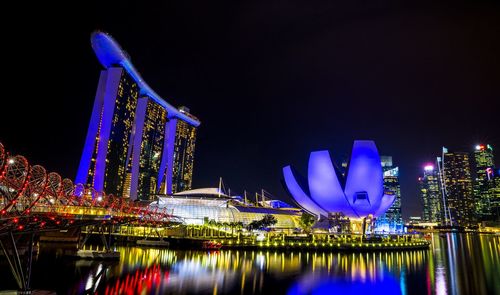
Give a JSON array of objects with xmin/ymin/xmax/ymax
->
[{"xmin": 283, "ymin": 140, "xmax": 397, "ymax": 233}]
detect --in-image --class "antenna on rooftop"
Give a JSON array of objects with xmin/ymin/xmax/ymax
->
[
  {"xmin": 437, "ymin": 148, "xmax": 451, "ymax": 226},
  {"xmin": 218, "ymin": 177, "xmax": 222, "ymax": 198},
  {"xmin": 218, "ymin": 177, "xmax": 229, "ymax": 197}
]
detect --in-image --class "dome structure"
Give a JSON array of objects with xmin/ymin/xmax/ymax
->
[{"xmin": 283, "ymin": 140, "xmax": 395, "ymax": 219}]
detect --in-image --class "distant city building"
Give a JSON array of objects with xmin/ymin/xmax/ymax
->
[
  {"xmin": 377, "ymin": 156, "xmax": 403, "ymax": 232},
  {"xmin": 419, "ymin": 164, "xmax": 443, "ymax": 224},
  {"xmin": 441, "ymin": 148, "xmax": 475, "ymax": 226},
  {"xmin": 380, "ymin": 156, "xmax": 393, "ymax": 168},
  {"xmin": 473, "ymin": 144, "xmax": 495, "ymax": 221},
  {"xmin": 489, "ymin": 169, "xmax": 500, "ymax": 221},
  {"xmin": 408, "ymin": 216, "xmax": 422, "ymax": 225},
  {"xmin": 76, "ymin": 32, "xmax": 200, "ymax": 201}
]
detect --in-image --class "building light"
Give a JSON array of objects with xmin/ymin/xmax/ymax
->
[
  {"xmin": 424, "ymin": 165, "xmax": 434, "ymax": 171},
  {"xmin": 486, "ymin": 168, "xmax": 494, "ymax": 180}
]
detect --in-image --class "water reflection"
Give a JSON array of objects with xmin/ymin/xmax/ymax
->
[
  {"xmin": 429, "ymin": 233, "xmax": 500, "ymax": 295},
  {"xmin": 73, "ymin": 247, "xmax": 429, "ymax": 294},
  {"xmin": 1, "ymin": 233, "xmax": 495, "ymax": 294},
  {"xmin": 288, "ymin": 270, "xmax": 401, "ymax": 295}
]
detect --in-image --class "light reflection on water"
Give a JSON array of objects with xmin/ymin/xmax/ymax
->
[
  {"xmin": 65, "ymin": 233, "xmax": 499, "ymax": 294},
  {"xmin": 0, "ymin": 233, "xmax": 497, "ymax": 294}
]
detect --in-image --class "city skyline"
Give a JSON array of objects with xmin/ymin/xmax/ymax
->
[
  {"xmin": 418, "ymin": 143, "xmax": 500, "ymax": 225},
  {"xmin": 1, "ymin": 1, "xmax": 499, "ymax": 219}
]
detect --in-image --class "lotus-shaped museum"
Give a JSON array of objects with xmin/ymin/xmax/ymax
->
[{"xmin": 283, "ymin": 140, "xmax": 395, "ymax": 219}]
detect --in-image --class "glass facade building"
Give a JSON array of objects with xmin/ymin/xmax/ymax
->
[
  {"xmin": 149, "ymin": 189, "xmax": 301, "ymax": 228},
  {"xmin": 78, "ymin": 67, "xmax": 139, "ymax": 197},
  {"xmin": 473, "ymin": 144, "xmax": 495, "ymax": 221},
  {"xmin": 376, "ymin": 156, "xmax": 403, "ymax": 232},
  {"xmin": 490, "ymin": 171, "xmax": 500, "ymax": 221},
  {"xmin": 131, "ymin": 98, "xmax": 167, "ymax": 200},
  {"xmin": 171, "ymin": 112, "xmax": 197, "ymax": 193},
  {"xmin": 419, "ymin": 164, "xmax": 443, "ymax": 223},
  {"xmin": 442, "ymin": 150, "xmax": 475, "ymax": 226}
]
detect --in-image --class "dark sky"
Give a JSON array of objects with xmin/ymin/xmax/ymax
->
[{"xmin": 1, "ymin": 0, "xmax": 499, "ymax": 219}]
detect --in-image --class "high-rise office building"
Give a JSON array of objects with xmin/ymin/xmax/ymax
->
[
  {"xmin": 419, "ymin": 164, "xmax": 443, "ymax": 223},
  {"xmin": 473, "ymin": 144, "xmax": 495, "ymax": 221},
  {"xmin": 441, "ymin": 149, "xmax": 475, "ymax": 226},
  {"xmin": 377, "ymin": 156, "xmax": 403, "ymax": 232},
  {"xmin": 488, "ymin": 169, "xmax": 500, "ymax": 221},
  {"xmin": 76, "ymin": 32, "xmax": 200, "ymax": 201}
]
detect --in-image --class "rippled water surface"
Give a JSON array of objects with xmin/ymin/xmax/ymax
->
[{"xmin": 0, "ymin": 233, "xmax": 498, "ymax": 294}]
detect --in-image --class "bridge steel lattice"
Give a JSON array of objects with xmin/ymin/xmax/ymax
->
[{"xmin": 0, "ymin": 142, "xmax": 180, "ymax": 293}]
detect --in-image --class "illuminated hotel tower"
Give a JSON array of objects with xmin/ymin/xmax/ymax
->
[
  {"xmin": 76, "ymin": 32, "xmax": 200, "ymax": 200},
  {"xmin": 441, "ymin": 148, "xmax": 475, "ymax": 226},
  {"xmin": 473, "ymin": 144, "xmax": 495, "ymax": 221},
  {"xmin": 419, "ymin": 164, "xmax": 443, "ymax": 223},
  {"xmin": 170, "ymin": 107, "xmax": 197, "ymax": 193}
]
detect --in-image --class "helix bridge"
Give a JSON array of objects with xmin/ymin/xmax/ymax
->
[
  {"xmin": 0, "ymin": 142, "xmax": 182, "ymax": 234},
  {"xmin": 0, "ymin": 142, "xmax": 181, "ymax": 293}
]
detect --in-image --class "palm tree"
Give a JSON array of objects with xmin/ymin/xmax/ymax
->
[
  {"xmin": 261, "ymin": 214, "xmax": 277, "ymax": 229},
  {"xmin": 299, "ymin": 213, "xmax": 316, "ymax": 234},
  {"xmin": 222, "ymin": 222, "xmax": 230, "ymax": 237},
  {"xmin": 208, "ymin": 219, "xmax": 217, "ymax": 237}
]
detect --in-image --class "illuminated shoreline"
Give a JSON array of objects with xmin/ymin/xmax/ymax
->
[{"xmin": 208, "ymin": 239, "xmax": 430, "ymax": 251}]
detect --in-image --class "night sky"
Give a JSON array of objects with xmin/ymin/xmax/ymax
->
[{"xmin": 2, "ymin": 1, "xmax": 499, "ymax": 219}]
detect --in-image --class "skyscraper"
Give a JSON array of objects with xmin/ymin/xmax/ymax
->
[
  {"xmin": 129, "ymin": 98, "xmax": 167, "ymax": 200},
  {"xmin": 490, "ymin": 169, "xmax": 500, "ymax": 221},
  {"xmin": 76, "ymin": 32, "xmax": 200, "ymax": 201},
  {"xmin": 441, "ymin": 149, "xmax": 475, "ymax": 226},
  {"xmin": 377, "ymin": 156, "xmax": 403, "ymax": 232},
  {"xmin": 79, "ymin": 67, "xmax": 139, "ymax": 197},
  {"xmin": 419, "ymin": 164, "xmax": 443, "ymax": 223},
  {"xmin": 473, "ymin": 144, "xmax": 495, "ymax": 221},
  {"xmin": 171, "ymin": 108, "xmax": 198, "ymax": 193}
]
